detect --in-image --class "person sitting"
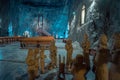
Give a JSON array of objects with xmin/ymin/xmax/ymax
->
[{"xmin": 71, "ymin": 54, "xmax": 88, "ymax": 80}]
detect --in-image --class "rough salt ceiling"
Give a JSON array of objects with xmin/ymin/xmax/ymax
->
[{"xmin": 21, "ymin": 0, "xmax": 68, "ymax": 8}]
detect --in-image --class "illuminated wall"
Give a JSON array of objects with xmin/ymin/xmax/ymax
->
[
  {"xmin": 0, "ymin": 0, "xmax": 11, "ymax": 36},
  {"xmin": 0, "ymin": 0, "xmax": 68, "ymax": 38},
  {"xmin": 18, "ymin": 4, "xmax": 68, "ymax": 38},
  {"xmin": 68, "ymin": 0, "xmax": 120, "ymax": 49}
]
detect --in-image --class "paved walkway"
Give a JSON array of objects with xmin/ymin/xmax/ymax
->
[{"xmin": 0, "ymin": 40, "xmax": 95, "ymax": 80}]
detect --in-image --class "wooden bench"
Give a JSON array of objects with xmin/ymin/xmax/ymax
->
[
  {"xmin": 20, "ymin": 36, "xmax": 55, "ymax": 49},
  {"xmin": 0, "ymin": 37, "xmax": 12, "ymax": 44},
  {"xmin": 0, "ymin": 36, "xmax": 24, "ymax": 44}
]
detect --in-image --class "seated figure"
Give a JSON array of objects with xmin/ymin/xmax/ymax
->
[{"xmin": 71, "ymin": 54, "xmax": 87, "ymax": 80}]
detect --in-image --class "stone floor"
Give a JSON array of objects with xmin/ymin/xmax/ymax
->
[{"xmin": 0, "ymin": 39, "xmax": 95, "ymax": 80}]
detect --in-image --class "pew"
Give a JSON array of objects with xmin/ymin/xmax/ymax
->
[
  {"xmin": 20, "ymin": 36, "xmax": 55, "ymax": 49},
  {"xmin": 0, "ymin": 36, "xmax": 24, "ymax": 44}
]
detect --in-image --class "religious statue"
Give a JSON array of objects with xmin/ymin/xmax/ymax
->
[
  {"xmin": 34, "ymin": 48, "xmax": 40, "ymax": 77},
  {"xmin": 23, "ymin": 30, "xmax": 30, "ymax": 37},
  {"xmin": 40, "ymin": 47, "xmax": 45, "ymax": 73},
  {"xmin": 109, "ymin": 33, "xmax": 120, "ymax": 80},
  {"xmin": 94, "ymin": 34, "xmax": 110, "ymax": 80},
  {"xmin": 71, "ymin": 54, "xmax": 88, "ymax": 80},
  {"xmin": 49, "ymin": 41, "xmax": 57, "ymax": 68},
  {"xmin": 26, "ymin": 49, "xmax": 35, "ymax": 80},
  {"xmin": 111, "ymin": 33, "xmax": 120, "ymax": 51},
  {"xmin": 81, "ymin": 34, "xmax": 90, "ymax": 72},
  {"xmin": 65, "ymin": 39, "xmax": 73, "ymax": 70},
  {"xmin": 27, "ymin": 49, "xmax": 34, "ymax": 57},
  {"xmin": 81, "ymin": 34, "xmax": 90, "ymax": 53}
]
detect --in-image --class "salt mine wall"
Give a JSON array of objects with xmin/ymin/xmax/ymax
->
[
  {"xmin": 0, "ymin": 0, "xmax": 68, "ymax": 38},
  {"xmin": 0, "ymin": 0, "xmax": 120, "ymax": 46},
  {"xmin": 0, "ymin": 0, "xmax": 20, "ymax": 36},
  {"xmin": 0, "ymin": 0, "xmax": 11, "ymax": 36},
  {"xmin": 68, "ymin": 0, "xmax": 120, "ymax": 48}
]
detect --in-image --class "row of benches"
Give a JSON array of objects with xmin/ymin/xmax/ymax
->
[
  {"xmin": 20, "ymin": 36, "xmax": 55, "ymax": 48},
  {"xmin": 0, "ymin": 36, "xmax": 55, "ymax": 49},
  {"xmin": 0, "ymin": 36, "xmax": 24, "ymax": 44}
]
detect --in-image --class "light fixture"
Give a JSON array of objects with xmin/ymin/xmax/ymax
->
[{"xmin": 72, "ymin": 12, "xmax": 75, "ymax": 15}]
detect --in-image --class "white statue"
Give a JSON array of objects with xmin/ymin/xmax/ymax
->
[{"xmin": 23, "ymin": 30, "xmax": 30, "ymax": 37}]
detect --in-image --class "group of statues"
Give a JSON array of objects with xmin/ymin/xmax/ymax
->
[
  {"xmin": 70, "ymin": 34, "xmax": 90, "ymax": 80},
  {"xmin": 26, "ymin": 47, "xmax": 46, "ymax": 80},
  {"xmin": 26, "ymin": 33, "xmax": 120, "ymax": 80},
  {"xmin": 26, "ymin": 41, "xmax": 57, "ymax": 80},
  {"xmin": 65, "ymin": 33, "xmax": 120, "ymax": 80},
  {"xmin": 93, "ymin": 33, "xmax": 120, "ymax": 80}
]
